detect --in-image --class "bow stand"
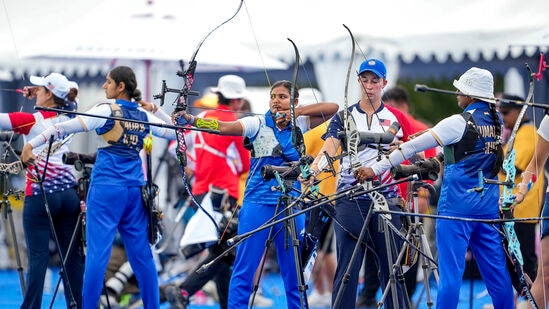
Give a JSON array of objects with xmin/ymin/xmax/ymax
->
[{"xmin": 0, "ymin": 138, "xmax": 25, "ymax": 295}]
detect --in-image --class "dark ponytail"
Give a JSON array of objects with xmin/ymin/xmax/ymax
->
[
  {"xmin": 109, "ymin": 66, "xmax": 142, "ymax": 102},
  {"xmin": 488, "ymin": 103, "xmax": 503, "ymax": 176}
]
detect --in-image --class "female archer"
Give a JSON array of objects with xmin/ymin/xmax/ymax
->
[
  {"xmin": 21, "ymin": 66, "xmax": 176, "ymax": 309},
  {"xmin": 14, "ymin": 72, "xmax": 83, "ymax": 309},
  {"xmin": 359, "ymin": 67, "xmax": 514, "ymax": 309},
  {"xmin": 173, "ymin": 80, "xmax": 338, "ymax": 308}
]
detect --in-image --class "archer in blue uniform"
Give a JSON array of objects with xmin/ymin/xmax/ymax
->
[
  {"xmin": 22, "ymin": 66, "xmax": 176, "ymax": 309},
  {"xmin": 174, "ymin": 80, "xmax": 338, "ymax": 308},
  {"xmin": 360, "ymin": 67, "xmax": 514, "ymax": 309}
]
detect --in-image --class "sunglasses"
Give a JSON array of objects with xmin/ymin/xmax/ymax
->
[{"xmin": 499, "ymin": 110, "xmax": 511, "ymax": 116}]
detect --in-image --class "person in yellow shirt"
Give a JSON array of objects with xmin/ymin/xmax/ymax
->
[{"xmin": 300, "ymin": 88, "xmax": 338, "ymax": 307}]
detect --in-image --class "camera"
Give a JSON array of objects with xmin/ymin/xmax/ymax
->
[
  {"xmin": 104, "ymin": 261, "xmax": 133, "ymax": 297},
  {"xmin": 62, "ymin": 152, "xmax": 96, "ymax": 171},
  {"xmin": 261, "ymin": 155, "xmax": 314, "ymax": 181},
  {"xmin": 337, "ymin": 122, "xmax": 401, "ymax": 146}
]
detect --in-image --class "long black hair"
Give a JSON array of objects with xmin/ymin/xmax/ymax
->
[{"xmin": 488, "ymin": 101, "xmax": 504, "ymax": 176}]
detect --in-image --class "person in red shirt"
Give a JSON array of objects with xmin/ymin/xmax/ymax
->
[
  {"xmin": 190, "ymin": 75, "xmax": 251, "ymax": 202},
  {"xmin": 166, "ymin": 75, "xmax": 251, "ymax": 309}
]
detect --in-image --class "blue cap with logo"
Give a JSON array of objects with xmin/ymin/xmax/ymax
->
[{"xmin": 358, "ymin": 58, "xmax": 387, "ymax": 79}]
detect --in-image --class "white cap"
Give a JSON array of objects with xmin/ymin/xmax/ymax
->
[
  {"xmin": 211, "ymin": 75, "xmax": 247, "ymax": 99},
  {"xmin": 298, "ymin": 87, "xmax": 323, "ymax": 106},
  {"xmin": 30, "ymin": 73, "xmax": 71, "ymax": 99},
  {"xmin": 453, "ymin": 67, "xmax": 495, "ymax": 103}
]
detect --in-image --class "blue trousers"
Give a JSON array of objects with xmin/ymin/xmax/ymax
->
[
  {"xmin": 228, "ymin": 200, "xmax": 305, "ymax": 308},
  {"xmin": 21, "ymin": 188, "xmax": 84, "ymax": 309},
  {"xmin": 82, "ymin": 185, "xmax": 159, "ymax": 309},
  {"xmin": 436, "ymin": 215, "xmax": 514, "ymax": 309},
  {"xmin": 332, "ymin": 197, "xmax": 406, "ymax": 309}
]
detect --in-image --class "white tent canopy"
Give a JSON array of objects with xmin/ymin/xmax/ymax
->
[{"xmin": 2, "ymin": 0, "xmax": 548, "ymax": 101}]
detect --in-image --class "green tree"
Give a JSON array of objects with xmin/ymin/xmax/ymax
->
[{"xmin": 398, "ymin": 74, "xmax": 503, "ymax": 126}]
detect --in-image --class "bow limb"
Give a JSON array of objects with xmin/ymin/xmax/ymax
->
[
  {"xmin": 500, "ymin": 62, "xmax": 541, "ymax": 307},
  {"xmin": 343, "ymin": 24, "xmax": 356, "ymax": 136},
  {"xmin": 342, "ymin": 25, "xmax": 360, "ymax": 172},
  {"xmin": 287, "ymin": 38, "xmax": 305, "ymax": 157},
  {"xmin": 173, "ymin": 0, "xmax": 244, "ymax": 232}
]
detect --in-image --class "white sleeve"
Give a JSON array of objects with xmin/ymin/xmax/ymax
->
[
  {"xmin": 147, "ymin": 112, "xmax": 177, "ymax": 140},
  {"xmin": 296, "ymin": 116, "xmax": 309, "ymax": 134},
  {"xmin": 240, "ymin": 116, "xmax": 261, "ymax": 138},
  {"xmin": 141, "ymin": 106, "xmax": 172, "ymax": 124},
  {"xmin": 538, "ymin": 114, "xmax": 549, "ymax": 142},
  {"xmin": 429, "ymin": 114, "xmax": 467, "ymax": 146},
  {"xmin": 371, "ymin": 130, "xmax": 440, "ymax": 175},
  {"xmin": 28, "ymin": 117, "xmax": 85, "ymax": 148},
  {"xmin": 0, "ymin": 114, "xmax": 12, "ymax": 129},
  {"xmin": 77, "ymin": 104, "xmax": 111, "ymax": 131},
  {"xmin": 370, "ymin": 114, "xmax": 466, "ymax": 175},
  {"xmin": 28, "ymin": 104, "xmax": 111, "ymax": 149}
]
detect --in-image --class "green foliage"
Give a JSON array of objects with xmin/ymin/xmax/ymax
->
[
  {"xmin": 398, "ymin": 77, "xmax": 461, "ymax": 126},
  {"xmin": 397, "ymin": 74, "xmax": 504, "ymax": 126}
]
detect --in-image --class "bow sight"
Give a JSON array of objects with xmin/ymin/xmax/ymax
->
[
  {"xmin": 391, "ymin": 153, "xmax": 444, "ymax": 181},
  {"xmin": 337, "ymin": 121, "xmax": 401, "ymax": 146},
  {"xmin": 261, "ymin": 155, "xmax": 314, "ymax": 181}
]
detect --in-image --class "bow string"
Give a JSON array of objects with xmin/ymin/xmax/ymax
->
[
  {"xmin": 500, "ymin": 55, "xmax": 545, "ymax": 307},
  {"xmin": 169, "ymin": 0, "xmax": 244, "ymax": 231},
  {"xmin": 342, "ymin": 24, "xmax": 361, "ymax": 173},
  {"xmin": 287, "ymin": 38, "xmax": 306, "ymax": 158}
]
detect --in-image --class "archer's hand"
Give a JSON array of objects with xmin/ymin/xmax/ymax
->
[
  {"xmin": 21, "ymin": 143, "xmax": 36, "ymax": 166},
  {"xmin": 388, "ymin": 140, "xmax": 403, "ymax": 153},
  {"xmin": 273, "ymin": 111, "xmax": 291, "ymax": 129},
  {"xmin": 298, "ymin": 169, "xmax": 317, "ymax": 186},
  {"xmin": 514, "ymin": 187, "xmax": 528, "ymax": 204},
  {"xmin": 172, "ymin": 110, "xmax": 193, "ymax": 126},
  {"xmin": 139, "ymin": 100, "xmax": 159, "ymax": 113},
  {"xmin": 515, "ymin": 172, "xmax": 535, "ymax": 204},
  {"xmin": 354, "ymin": 166, "xmax": 375, "ymax": 183},
  {"xmin": 22, "ymin": 86, "xmax": 37, "ymax": 99}
]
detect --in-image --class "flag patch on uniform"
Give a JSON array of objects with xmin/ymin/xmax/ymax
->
[{"xmin": 379, "ymin": 119, "xmax": 392, "ymax": 126}]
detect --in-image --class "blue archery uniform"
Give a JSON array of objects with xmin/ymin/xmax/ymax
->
[
  {"xmin": 434, "ymin": 102, "xmax": 513, "ymax": 308},
  {"xmin": 370, "ymin": 101, "xmax": 514, "ymax": 308},
  {"xmin": 27, "ymin": 99, "xmax": 177, "ymax": 309},
  {"xmin": 82, "ymin": 100, "xmax": 162, "ymax": 309},
  {"xmin": 228, "ymin": 111, "xmax": 307, "ymax": 309}
]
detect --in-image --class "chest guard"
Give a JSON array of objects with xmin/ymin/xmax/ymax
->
[
  {"xmin": 244, "ymin": 116, "xmax": 304, "ymax": 162},
  {"xmin": 443, "ymin": 112, "xmax": 485, "ymax": 164},
  {"xmin": 245, "ymin": 117, "xmax": 285, "ymax": 158},
  {"xmin": 96, "ymin": 103, "xmax": 149, "ymax": 152}
]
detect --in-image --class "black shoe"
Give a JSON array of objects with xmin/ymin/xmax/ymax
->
[{"xmin": 165, "ymin": 285, "xmax": 189, "ymax": 309}]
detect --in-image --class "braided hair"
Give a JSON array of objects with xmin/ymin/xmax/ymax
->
[{"xmin": 487, "ymin": 101, "xmax": 504, "ymax": 176}]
